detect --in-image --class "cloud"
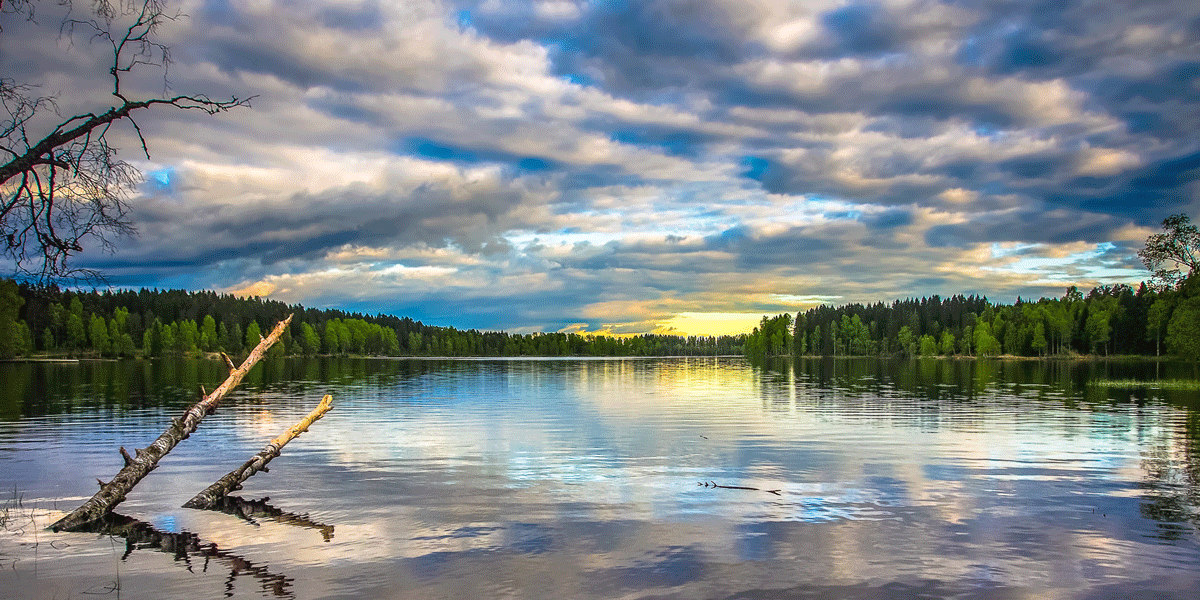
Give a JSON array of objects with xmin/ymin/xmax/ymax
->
[{"xmin": 4, "ymin": 0, "xmax": 1196, "ymax": 333}]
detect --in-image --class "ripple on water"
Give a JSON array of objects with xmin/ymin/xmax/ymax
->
[{"xmin": 2, "ymin": 356, "xmax": 1199, "ymax": 599}]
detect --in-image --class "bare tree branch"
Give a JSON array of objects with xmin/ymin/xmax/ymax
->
[{"xmin": 1, "ymin": 0, "xmax": 252, "ymax": 281}]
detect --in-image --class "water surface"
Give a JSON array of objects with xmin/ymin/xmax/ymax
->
[{"xmin": 1, "ymin": 356, "xmax": 1198, "ymax": 599}]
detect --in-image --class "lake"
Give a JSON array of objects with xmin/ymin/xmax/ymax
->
[{"xmin": 2, "ymin": 356, "xmax": 1199, "ymax": 599}]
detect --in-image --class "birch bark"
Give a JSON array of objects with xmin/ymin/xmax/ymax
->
[
  {"xmin": 184, "ymin": 394, "xmax": 333, "ymax": 509},
  {"xmin": 49, "ymin": 315, "xmax": 293, "ymax": 532}
]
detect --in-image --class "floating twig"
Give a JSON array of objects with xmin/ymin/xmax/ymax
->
[{"xmin": 698, "ymin": 481, "xmax": 782, "ymax": 496}]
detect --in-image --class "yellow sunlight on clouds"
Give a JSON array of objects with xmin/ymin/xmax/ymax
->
[
  {"xmin": 654, "ymin": 312, "xmax": 766, "ymax": 337},
  {"xmin": 229, "ymin": 280, "xmax": 278, "ymax": 298}
]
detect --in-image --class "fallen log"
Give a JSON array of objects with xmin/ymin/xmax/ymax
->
[
  {"xmin": 49, "ymin": 315, "xmax": 294, "ymax": 532},
  {"xmin": 184, "ymin": 394, "xmax": 333, "ymax": 510}
]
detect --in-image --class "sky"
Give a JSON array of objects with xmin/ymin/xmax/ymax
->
[{"xmin": 3, "ymin": 0, "xmax": 1198, "ymax": 336}]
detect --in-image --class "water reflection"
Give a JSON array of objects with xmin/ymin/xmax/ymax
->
[
  {"xmin": 1139, "ymin": 410, "xmax": 1200, "ymax": 540},
  {"xmin": 211, "ymin": 496, "xmax": 335, "ymax": 542},
  {"xmin": 75, "ymin": 512, "xmax": 295, "ymax": 598},
  {"xmin": 2, "ymin": 356, "xmax": 1199, "ymax": 599},
  {"xmin": 772, "ymin": 356, "xmax": 1200, "ymax": 547},
  {"xmin": 0, "ymin": 357, "xmax": 440, "ymax": 420}
]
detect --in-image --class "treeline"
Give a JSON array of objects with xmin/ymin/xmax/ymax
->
[
  {"xmin": 747, "ymin": 277, "xmax": 1200, "ymax": 361},
  {"xmin": 0, "ymin": 280, "xmax": 745, "ymax": 359}
]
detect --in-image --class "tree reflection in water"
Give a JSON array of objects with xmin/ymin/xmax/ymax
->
[
  {"xmin": 210, "ymin": 495, "xmax": 335, "ymax": 542},
  {"xmin": 77, "ymin": 512, "xmax": 294, "ymax": 598},
  {"xmin": 75, "ymin": 497, "xmax": 334, "ymax": 598},
  {"xmin": 1140, "ymin": 409, "xmax": 1200, "ymax": 540},
  {"xmin": 758, "ymin": 356, "xmax": 1200, "ymax": 539}
]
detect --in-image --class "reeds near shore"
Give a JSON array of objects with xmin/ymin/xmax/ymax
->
[{"xmin": 1090, "ymin": 379, "xmax": 1200, "ymax": 390}]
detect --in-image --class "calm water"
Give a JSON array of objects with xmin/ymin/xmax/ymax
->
[{"xmin": 1, "ymin": 356, "xmax": 1199, "ymax": 599}]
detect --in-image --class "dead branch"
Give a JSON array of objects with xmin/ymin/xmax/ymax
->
[
  {"xmin": 1, "ymin": 0, "xmax": 253, "ymax": 280},
  {"xmin": 184, "ymin": 394, "xmax": 333, "ymax": 510},
  {"xmin": 49, "ymin": 314, "xmax": 294, "ymax": 532}
]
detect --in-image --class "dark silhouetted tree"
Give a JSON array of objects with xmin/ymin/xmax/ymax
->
[
  {"xmin": 1139, "ymin": 213, "xmax": 1200, "ymax": 291},
  {"xmin": 1, "ymin": 0, "xmax": 250, "ymax": 280}
]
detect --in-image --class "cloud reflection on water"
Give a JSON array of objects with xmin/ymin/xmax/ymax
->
[{"xmin": 1, "ymin": 356, "xmax": 1199, "ymax": 599}]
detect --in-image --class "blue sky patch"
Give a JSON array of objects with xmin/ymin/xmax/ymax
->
[{"xmin": 740, "ymin": 156, "xmax": 771, "ymax": 181}]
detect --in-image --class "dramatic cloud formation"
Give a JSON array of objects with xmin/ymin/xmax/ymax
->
[{"xmin": 3, "ymin": 0, "xmax": 1197, "ymax": 334}]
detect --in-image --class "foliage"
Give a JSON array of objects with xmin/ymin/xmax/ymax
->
[
  {"xmin": 2, "ymin": 279, "xmax": 746, "ymax": 358},
  {"xmin": 752, "ymin": 281, "xmax": 1174, "ymax": 360},
  {"xmin": 745, "ymin": 314, "xmax": 792, "ymax": 359},
  {"xmin": 1165, "ymin": 278, "xmax": 1200, "ymax": 362},
  {"xmin": 6, "ymin": 213, "xmax": 1200, "ymax": 362},
  {"xmin": 1138, "ymin": 213, "xmax": 1200, "ymax": 291},
  {"xmin": 0, "ymin": 278, "xmax": 27, "ymax": 357}
]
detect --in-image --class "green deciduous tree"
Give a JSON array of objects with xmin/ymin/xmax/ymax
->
[
  {"xmin": 1031, "ymin": 322, "xmax": 1047, "ymax": 356},
  {"xmin": 0, "ymin": 278, "xmax": 26, "ymax": 358},
  {"xmin": 843, "ymin": 314, "xmax": 871, "ymax": 355},
  {"xmin": 958, "ymin": 325, "xmax": 973, "ymax": 355},
  {"xmin": 919, "ymin": 334, "xmax": 938, "ymax": 356},
  {"xmin": 323, "ymin": 319, "xmax": 343, "ymax": 354},
  {"xmin": 1166, "ymin": 298, "xmax": 1200, "ymax": 362},
  {"xmin": 201, "ymin": 315, "xmax": 218, "ymax": 352},
  {"xmin": 160, "ymin": 321, "xmax": 176, "ymax": 355},
  {"xmin": 1147, "ymin": 296, "xmax": 1175, "ymax": 357},
  {"xmin": 382, "ymin": 327, "xmax": 400, "ymax": 355},
  {"xmin": 974, "ymin": 323, "xmax": 1001, "ymax": 356},
  {"xmin": 89, "ymin": 314, "xmax": 110, "ymax": 355},
  {"xmin": 244, "ymin": 321, "xmax": 262, "ymax": 352},
  {"xmin": 939, "ymin": 330, "xmax": 956, "ymax": 355},
  {"xmin": 744, "ymin": 314, "xmax": 793, "ymax": 360},
  {"xmin": 1139, "ymin": 213, "xmax": 1200, "ymax": 290},
  {"xmin": 300, "ymin": 322, "xmax": 320, "ymax": 355},
  {"xmin": 897, "ymin": 325, "xmax": 916, "ymax": 357},
  {"xmin": 1164, "ymin": 276, "xmax": 1200, "ymax": 362},
  {"xmin": 1085, "ymin": 308, "xmax": 1111, "ymax": 355},
  {"xmin": 66, "ymin": 298, "xmax": 86, "ymax": 351}
]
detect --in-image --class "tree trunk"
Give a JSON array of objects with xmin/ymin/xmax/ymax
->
[
  {"xmin": 49, "ymin": 315, "xmax": 293, "ymax": 532},
  {"xmin": 184, "ymin": 394, "xmax": 333, "ymax": 509}
]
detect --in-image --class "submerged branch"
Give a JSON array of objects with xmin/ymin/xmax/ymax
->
[
  {"xmin": 49, "ymin": 315, "xmax": 294, "ymax": 532},
  {"xmin": 184, "ymin": 394, "xmax": 333, "ymax": 510},
  {"xmin": 698, "ymin": 481, "xmax": 782, "ymax": 496}
]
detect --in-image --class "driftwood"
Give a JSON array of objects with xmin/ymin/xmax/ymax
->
[
  {"xmin": 50, "ymin": 315, "xmax": 294, "ymax": 532},
  {"xmin": 74, "ymin": 512, "xmax": 294, "ymax": 598},
  {"xmin": 184, "ymin": 395, "xmax": 333, "ymax": 510}
]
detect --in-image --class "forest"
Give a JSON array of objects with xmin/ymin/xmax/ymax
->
[
  {"xmin": 1, "ymin": 275, "xmax": 1197, "ymax": 363},
  {"xmin": 745, "ymin": 276, "xmax": 1200, "ymax": 362},
  {"xmin": 3, "ymin": 208, "xmax": 1200, "ymax": 364},
  {"xmin": 0, "ymin": 280, "xmax": 745, "ymax": 359}
]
